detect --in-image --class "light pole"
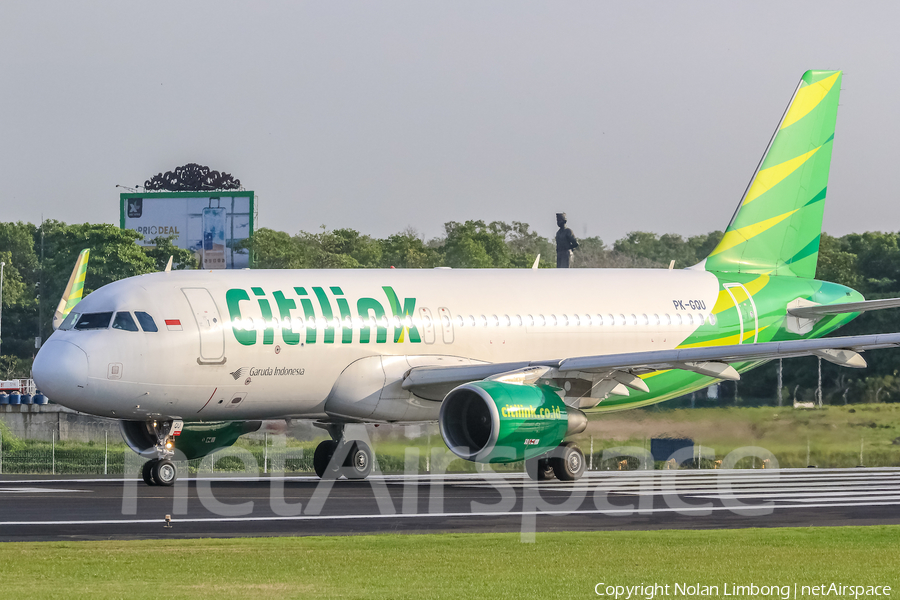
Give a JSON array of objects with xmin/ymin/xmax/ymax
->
[{"xmin": 0, "ymin": 260, "xmax": 5, "ymax": 357}]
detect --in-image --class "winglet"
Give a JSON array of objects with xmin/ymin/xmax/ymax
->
[{"xmin": 52, "ymin": 249, "xmax": 89, "ymax": 330}]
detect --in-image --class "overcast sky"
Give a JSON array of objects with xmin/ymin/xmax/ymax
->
[{"xmin": 2, "ymin": 1, "xmax": 898, "ymax": 244}]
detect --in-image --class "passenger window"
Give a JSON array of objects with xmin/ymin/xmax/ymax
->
[
  {"xmin": 135, "ymin": 311, "xmax": 158, "ymax": 332},
  {"xmin": 74, "ymin": 312, "xmax": 113, "ymax": 330},
  {"xmin": 60, "ymin": 312, "xmax": 80, "ymax": 330},
  {"xmin": 112, "ymin": 312, "xmax": 139, "ymax": 332}
]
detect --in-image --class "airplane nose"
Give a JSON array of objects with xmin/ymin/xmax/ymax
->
[{"xmin": 33, "ymin": 340, "xmax": 89, "ymax": 405}]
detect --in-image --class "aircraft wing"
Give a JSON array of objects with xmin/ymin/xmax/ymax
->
[
  {"xmin": 401, "ymin": 332, "xmax": 900, "ymax": 403},
  {"xmin": 787, "ymin": 297, "xmax": 900, "ymax": 318}
]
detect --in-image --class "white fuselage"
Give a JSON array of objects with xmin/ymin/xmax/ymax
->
[{"xmin": 33, "ymin": 268, "xmax": 719, "ymax": 423}]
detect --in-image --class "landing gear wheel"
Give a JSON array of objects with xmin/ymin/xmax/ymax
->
[
  {"xmin": 526, "ymin": 456, "xmax": 556, "ymax": 481},
  {"xmin": 313, "ymin": 440, "xmax": 339, "ymax": 478},
  {"xmin": 152, "ymin": 459, "xmax": 177, "ymax": 486},
  {"xmin": 551, "ymin": 442, "xmax": 585, "ymax": 481},
  {"xmin": 343, "ymin": 441, "xmax": 373, "ymax": 480},
  {"xmin": 142, "ymin": 459, "xmax": 158, "ymax": 486}
]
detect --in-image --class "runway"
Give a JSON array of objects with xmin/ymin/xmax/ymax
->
[{"xmin": 2, "ymin": 468, "xmax": 900, "ymax": 541}]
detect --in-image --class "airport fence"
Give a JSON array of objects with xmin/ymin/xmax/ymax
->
[{"xmin": 2, "ymin": 415, "xmax": 899, "ymax": 476}]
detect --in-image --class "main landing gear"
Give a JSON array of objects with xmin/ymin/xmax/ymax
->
[
  {"xmin": 141, "ymin": 419, "xmax": 182, "ymax": 486},
  {"xmin": 525, "ymin": 441, "xmax": 585, "ymax": 482},
  {"xmin": 312, "ymin": 423, "xmax": 373, "ymax": 480}
]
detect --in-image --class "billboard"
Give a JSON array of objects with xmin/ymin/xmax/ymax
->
[{"xmin": 120, "ymin": 191, "xmax": 254, "ymax": 269}]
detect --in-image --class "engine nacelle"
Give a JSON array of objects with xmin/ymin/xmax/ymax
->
[
  {"xmin": 120, "ymin": 420, "xmax": 262, "ymax": 460},
  {"xmin": 439, "ymin": 381, "xmax": 587, "ymax": 464}
]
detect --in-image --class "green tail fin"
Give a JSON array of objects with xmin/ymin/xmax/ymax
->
[
  {"xmin": 704, "ymin": 70, "xmax": 842, "ymax": 278},
  {"xmin": 52, "ymin": 248, "xmax": 90, "ymax": 330}
]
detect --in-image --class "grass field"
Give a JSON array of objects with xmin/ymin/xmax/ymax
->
[
  {"xmin": 581, "ymin": 404, "xmax": 900, "ymax": 468},
  {"xmin": 2, "ymin": 527, "xmax": 897, "ymax": 599}
]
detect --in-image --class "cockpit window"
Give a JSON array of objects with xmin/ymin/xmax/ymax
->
[
  {"xmin": 59, "ymin": 312, "xmax": 80, "ymax": 330},
  {"xmin": 74, "ymin": 312, "xmax": 114, "ymax": 330},
  {"xmin": 135, "ymin": 311, "xmax": 158, "ymax": 332},
  {"xmin": 112, "ymin": 311, "xmax": 139, "ymax": 332}
]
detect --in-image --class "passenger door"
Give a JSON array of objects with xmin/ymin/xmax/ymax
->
[
  {"xmin": 182, "ymin": 288, "xmax": 226, "ymax": 364},
  {"xmin": 722, "ymin": 283, "xmax": 758, "ymax": 344}
]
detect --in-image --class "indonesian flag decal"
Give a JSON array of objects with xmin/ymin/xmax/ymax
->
[{"xmin": 165, "ymin": 319, "xmax": 183, "ymax": 331}]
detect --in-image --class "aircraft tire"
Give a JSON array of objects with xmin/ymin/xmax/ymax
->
[
  {"xmin": 152, "ymin": 459, "xmax": 177, "ymax": 486},
  {"xmin": 551, "ymin": 442, "xmax": 585, "ymax": 481},
  {"xmin": 525, "ymin": 456, "xmax": 556, "ymax": 481},
  {"xmin": 142, "ymin": 459, "xmax": 158, "ymax": 486},
  {"xmin": 343, "ymin": 441, "xmax": 373, "ymax": 480},
  {"xmin": 313, "ymin": 440, "xmax": 339, "ymax": 478}
]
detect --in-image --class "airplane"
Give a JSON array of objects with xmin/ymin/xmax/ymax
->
[{"xmin": 32, "ymin": 70, "xmax": 900, "ymax": 486}]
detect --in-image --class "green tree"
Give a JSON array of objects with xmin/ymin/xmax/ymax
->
[
  {"xmin": 379, "ymin": 229, "xmax": 441, "ymax": 268},
  {"xmin": 441, "ymin": 221, "xmax": 512, "ymax": 268},
  {"xmin": 504, "ymin": 222, "xmax": 555, "ymax": 268},
  {"xmin": 243, "ymin": 228, "xmax": 305, "ymax": 269},
  {"xmin": 0, "ymin": 222, "xmax": 39, "ymax": 288},
  {"xmin": 612, "ymin": 230, "xmax": 723, "ymax": 268},
  {"xmin": 145, "ymin": 235, "xmax": 199, "ymax": 271},
  {"xmin": 0, "ymin": 250, "xmax": 26, "ymax": 309},
  {"xmin": 293, "ymin": 227, "xmax": 376, "ymax": 269},
  {"xmin": 816, "ymin": 232, "xmax": 861, "ymax": 290}
]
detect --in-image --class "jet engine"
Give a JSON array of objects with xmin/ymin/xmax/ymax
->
[
  {"xmin": 439, "ymin": 381, "xmax": 587, "ymax": 463},
  {"xmin": 120, "ymin": 420, "xmax": 262, "ymax": 460}
]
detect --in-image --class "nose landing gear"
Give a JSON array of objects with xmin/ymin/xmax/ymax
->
[
  {"xmin": 141, "ymin": 419, "xmax": 182, "ymax": 486},
  {"xmin": 142, "ymin": 458, "xmax": 177, "ymax": 486}
]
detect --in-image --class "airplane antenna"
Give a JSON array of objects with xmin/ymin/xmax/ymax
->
[
  {"xmin": 164, "ymin": 256, "xmax": 173, "ymax": 272},
  {"xmin": 668, "ymin": 260, "xmax": 675, "ymax": 270},
  {"xmin": 531, "ymin": 255, "xmax": 540, "ymax": 270}
]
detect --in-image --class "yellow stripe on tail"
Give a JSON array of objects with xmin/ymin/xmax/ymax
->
[{"xmin": 52, "ymin": 249, "xmax": 90, "ymax": 330}]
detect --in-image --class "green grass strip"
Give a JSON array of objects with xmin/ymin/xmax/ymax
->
[{"xmin": 2, "ymin": 526, "xmax": 898, "ymax": 599}]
